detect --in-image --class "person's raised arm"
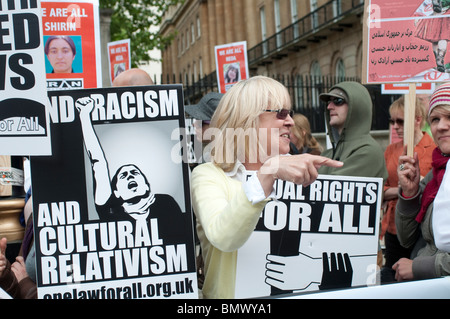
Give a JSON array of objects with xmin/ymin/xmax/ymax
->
[
  {"xmin": 257, "ymin": 154, "xmax": 343, "ymax": 197},
  {"xmin": 398, "ymin": 145, "xmax": 420, "ymax": 198},
  {"xmin": 75, "ymin": 97, "xmax": 112, "ymax": 206}
]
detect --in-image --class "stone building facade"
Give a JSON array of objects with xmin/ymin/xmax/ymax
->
[
  {"xmin": 160, "ymin": 0, "xmax": 365, "ymax": 83},
  {"xmin": 159, "ymin": 0, "xmax": 393, "ymax": 147}
]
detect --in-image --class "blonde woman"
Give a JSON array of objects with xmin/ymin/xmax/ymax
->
[
  {"xmin": 290, "ymin": 113, "xmax": 323, "ymax": 155},
  {"xmin": 191, "ymin": 76, "xmax": 342, "ymax": 298},
  {"xmin": 381, "ymin": 96, "xmax": 435, "ymax": 283}
]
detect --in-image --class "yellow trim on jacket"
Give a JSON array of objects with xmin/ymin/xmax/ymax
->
[{"xmin": 191, "ymin": 162, "xmax": 268, "ymax": 298}]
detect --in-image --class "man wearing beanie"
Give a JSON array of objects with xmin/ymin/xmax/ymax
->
[
  {"xmin": 185, "ymin": 92, "xmax": 223, "ymax": 162},
  {"xmin": 185, "ymin": 92, "xmax": 223, "ymax": 122},
  {"xmin": 184, "ymin": 92, "xmax": 223, "ymax": 292},
  {"xmin": 317, "ymin": 81, "xmax": 388, "ymax": 181}
]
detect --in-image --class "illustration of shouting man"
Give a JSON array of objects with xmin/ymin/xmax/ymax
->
[{"xmin": 75, "ymin": 96, "xmax": 183, "ymax": 224}]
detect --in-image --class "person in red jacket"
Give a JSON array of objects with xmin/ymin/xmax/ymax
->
[{"xmin": 381, "ymin": 96, "xmax": 435, "ymax": 283}]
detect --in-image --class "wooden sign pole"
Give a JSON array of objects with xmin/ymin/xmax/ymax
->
[{"xmin": 404, "ymin": 83, "xmax": 416, "ymax": 157}]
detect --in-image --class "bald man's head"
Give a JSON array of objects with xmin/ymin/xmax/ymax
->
[{"xmin": 112, "ymin": 68, "xmax": 154, "ymax": 87}]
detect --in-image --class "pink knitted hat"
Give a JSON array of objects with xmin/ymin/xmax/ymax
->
[{"xmin": 429, "ymin": 82, "xmax": 450, "ymax": 117}]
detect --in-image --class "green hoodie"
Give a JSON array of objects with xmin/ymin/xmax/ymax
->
[{"xmin": 318, "ymin": 81, "xmax": 388, "ymax": 181}]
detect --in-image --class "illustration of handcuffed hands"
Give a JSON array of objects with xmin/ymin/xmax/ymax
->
[
  {"xmin": 319, "ymin": 252, "xmax": 353, "ymax": 290},
  {"xmin": 265, "ymin": 252, "xmax": 353, "ymax": 291}
]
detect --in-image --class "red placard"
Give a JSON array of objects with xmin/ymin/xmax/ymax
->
[
  {"xmin": 42, "ymin": 0, "xmax": 102, "ymax": 89},
  {"xmin": 382, "ymin": 82, "xmax": 435, "ymax": 94},
  {"xmin": 215, "ymin": 41, "xmax": 249, "ymax": 93},
  {"xmin": 107, "ymin": 39, "xmax": 131, "ymax": 85}
]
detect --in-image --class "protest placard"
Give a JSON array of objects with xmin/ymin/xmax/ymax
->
[
  {"xmin": 363, "ymin": 0, "xmax": 450, "ymax": 84},
  {"xmin": 381, "ymin": 82, "xmax": 435, "ymax": 94},
  {"xmin": 42, "ymin": 0, "xmax": 102, "ymax": 90},
  {"xmin": 0, "ymin": 0, "xmax": 52, "ymax": 155},
  {"xmin": 107, "ymin": 39, "xmax": 131, "ymax": 85},
  {"xmin": 215, "ymin": 41, "xmax": 249, "ymax": 93},
  {"xmin": 235, "ymin": 174, "xmax": 382, "ymax": 298},
  {"xmin": 30, "ymin": 85, "xmax": 198, "ymax": 299}
]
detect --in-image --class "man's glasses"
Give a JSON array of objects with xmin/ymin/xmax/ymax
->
[
  {"xmin": 389, "ymin": 118, "xmax": 404, "ymax": 126},
  {"xmin": 327, "ymin": 97, "xmax": 346, "ymax": 106},
  {"xmin": 264, "ymin": 109, "xmax": 294, "ymax": 120}
]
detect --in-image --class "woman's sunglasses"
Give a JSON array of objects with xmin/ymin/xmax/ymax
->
[
  {"xmin": 389, "ymin": 118, "xmax": 404, "ymax": 126},
  {"xmin": 264, "ymin": 109, "xmax": 294, "ymax": 120},
  {"xmin": 327, "ymin": 97, "xmax": 346, "ymax": 106}
]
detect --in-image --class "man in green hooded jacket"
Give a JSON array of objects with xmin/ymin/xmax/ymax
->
[{"xmin": 318, "ymin": 81, "xmax": 388, "ymax": 181}]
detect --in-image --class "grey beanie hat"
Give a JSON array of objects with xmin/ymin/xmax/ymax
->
[{"xmin": 185, "ymin": 92, "xmax": 224, "ymax": 121}]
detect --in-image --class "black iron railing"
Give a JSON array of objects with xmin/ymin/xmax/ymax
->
[
  {"xmin": 157, "ymin": 1, "xmax": 397, "ymax": 133},
  {"xmin": 157, "ymin": 73, "xmax": 398, "ymax": 133}
]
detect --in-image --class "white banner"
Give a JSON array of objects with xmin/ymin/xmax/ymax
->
[
  {"xmin": 0, "ymin": 0, "xmax": 52, "ymax": 155},
  {"xmin": 236, "ymin": 174, "xmax": 383, "ymax": 298}
]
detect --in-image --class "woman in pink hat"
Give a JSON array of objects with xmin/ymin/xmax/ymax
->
[{"xmin": 395, "ymin": 82, "xmax": 450, "ymax": 281}]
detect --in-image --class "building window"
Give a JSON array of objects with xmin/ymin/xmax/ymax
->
[
  {"xmin": 187, "ymin": 65, "xmax": 191, "ymax": 83},
  {"xmin": 193, "ymin": 61, "xmax": 197, "ymax": 82},
  {"xmin": 191, "ymin": 23, "xmax": 195, "ymax": 44},
  {"xmin": 335, "ymin": 58, "xmax": 346, "ymax": 80},
  {"xmin": 260, "ymin": 6, "xmax": 267, "ymax": 55},
  {"xmin": 333, "ymin": 0, "xmax": 342, "ymax": 17},
  {"xmin": 186, "ymin": 29, "xmax": 189, "ymax": 49},
  {"xmin": 311, "ymin": 61, "xmax": 322, "ymax": 108},
  {"xmin": 274, "ymin": 0, "xmax": 281, "ymax": 48},
  {"xmin": 181, "ymin": 33, "xmax": 184, "ymax": 52},
  {"xmin": 197, "ymin": 16, "xmax": 201, "ymax": 38},
  {"xmin": 291, "ymin": 0, "xmax": 299, "ymax": 38},
  {"xmin": 293, "ymin": 74, "xmax": 303, "ymax": 110},
  {"xmin": 311, "ymin": 61, "xmax": 321, "ymax": 77},
  {"xmin": 310, "ymin": 0, "xmax": 318, "ymax": 29}
]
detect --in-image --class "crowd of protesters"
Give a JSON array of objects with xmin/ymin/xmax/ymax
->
[{"xmin": 1, "ymin": 69, "xmax": 450, "ymax": 299}]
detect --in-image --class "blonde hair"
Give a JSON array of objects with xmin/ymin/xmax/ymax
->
[
  {"xmin": 389, "ymin": 96, "xmax": 427, "ymax": 129},
  {"xmin": 428, "ymin": 104, "xmax": 450, "ymax": 122},
  {"xmin": 291, "ymin": 113, "xmax": 323, "ymax": 154},
  {"xmin": 208, "ymin": 76, "xmax": 291, "ymax": 171}
]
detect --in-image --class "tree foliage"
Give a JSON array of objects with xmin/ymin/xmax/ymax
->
[{"xmin": 100, "ymin": 0, "xmax": 184, "ymax": 67}]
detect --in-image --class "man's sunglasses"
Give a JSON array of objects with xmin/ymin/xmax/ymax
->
[
  {"xmin": 327, "ymin": 97, "xmax": 346, "ymax": 106},
  {"xmin": 389, "ymin": 118, "xmax": 404, "ymax": 126},
  {"xmin": 193, "ymin": 119, "xmax": 211, "ymax": 127},
  {"xmin": 264, "ymin": 109, "xmax": 294, "ymax": 120}
]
